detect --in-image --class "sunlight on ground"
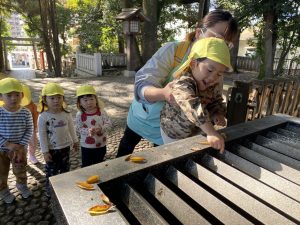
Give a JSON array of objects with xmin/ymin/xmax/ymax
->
[{"xmin": 0, "ymin": 72, "xmax": 8, "ymax": 79}]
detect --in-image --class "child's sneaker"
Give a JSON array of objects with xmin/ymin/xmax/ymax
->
[
  {"xmin": 0, "ymin": 188, "xmax": 15, "ymax": 204},
  {"xmin": 16, "ymin": 183, "xmax": 32, "ymax": 199},
  {"xmin": 28, "ymin": 155, "xmax": 39, "ymax": 164}
]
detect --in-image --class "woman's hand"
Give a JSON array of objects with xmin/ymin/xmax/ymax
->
[
  {"xmin": 163, "ymin": 81, "xmax": 176, "ymax": 105},
  {"xmin": 207, "ymin": 132, "xmax": 225, "ymax": 153}
]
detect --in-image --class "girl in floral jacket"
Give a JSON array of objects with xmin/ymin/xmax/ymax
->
[{"xmin": 76, "ymin": 85, "xmax": 111, "ymax": 167}]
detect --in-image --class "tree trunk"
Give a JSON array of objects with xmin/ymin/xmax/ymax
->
[
  {"xmin": 0, "ymin": 39, "xmax": 4, "ymax": 72},
  {"xmin": 198, "ymin": 0, "xmax": 206, "ymax": 19},
  {"xmin": 231, "ymin": 30, "xmax": 241, "ymax": 73},
  {"xmin": 203, "ymin": 0, "xmax": 210, "ymax": 17},
  {"xmin": 142, "ymin": 0, "xmax": 158, "ymax": 63},
  {"xmin": 0, "ymin": 17, "xmax": 5, "ymax": 72},
  {"xmin": 39, "ymin": 0, "xmax": 55, "ymax": 73},
  {"xmin": 49, "ymin": 0, "xmax": 61, "ymax": 77},
  {"xmin": 263, "ymin": 10, "xmax": 275, "ymax": 77},
  {"xmin": 275, "ymin": 30, "xmax": 295, "ymax": 76},
  {"xmin": 120, "ymin": 0, "xmax": 131, "ymax": 8}
]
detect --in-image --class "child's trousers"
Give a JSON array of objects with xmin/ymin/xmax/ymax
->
[
  {"xmin": 0, "ymin": 151, "xmax": 27, "ymax": 191},
  {"xmin": 45, "ymin": 147, "xmax": 70, "ymax": 186}
]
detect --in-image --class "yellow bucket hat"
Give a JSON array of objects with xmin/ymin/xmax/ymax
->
[
  {"xmin": 0, "ymin": 78, "xmax": 23, "ymax": 107},
  {"xmin": 76, "ymin": 85, "xmax": 96, "ymax": 97},
  {"xmin": 0, "ymin": 77, "xmax": 23, "ymax": 94},
  {"xmin": 38, "ymin": 83, "xmax": 66, "ymax": 112},
  {"xmin": 173, "ymin": 37, "xmax": 232, "ymax": 78},
  {"xmin": 21, "ymin": 84, "xmax": 32, "ymax": 106},
  {"xmin": 76, "ymin": 85, "xmax": 105, "ymax": 109},
  {"xmin": 41, "ymin": 83, "xmax": 64, "ymax": 96}
]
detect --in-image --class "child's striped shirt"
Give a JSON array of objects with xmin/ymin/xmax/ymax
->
[{"xmin": 0, "ymin": 107, "xmax": 33, "ymax": 151}]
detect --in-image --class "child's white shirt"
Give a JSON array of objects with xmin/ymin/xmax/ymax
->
[{"xmin": 38, "ymin": 111, "xmax": 78, "ymax": 153}]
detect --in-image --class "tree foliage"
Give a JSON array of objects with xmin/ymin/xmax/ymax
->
[{"xmin": 216, "ymin": 0, "xmax": 300, "ymax": 78}]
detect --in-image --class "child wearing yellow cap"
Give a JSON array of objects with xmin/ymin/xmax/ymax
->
[
  {"xmin": 37, "ymin": 83, "xmax": 78, "ymax": 197},
  {"xmin": 75, "ymin": 85, "xmax": 111, "ymax": 167},
  {"xmin": 21, "ymin": 84, "xmax": 39, "ymax": 164},
  {"xmin": 160, "ymin": 37, "xmax": 232, "ymax": 153},
  {"xmin": 0, "ymin": 78, "xmax": 33, "ymax": 203}
]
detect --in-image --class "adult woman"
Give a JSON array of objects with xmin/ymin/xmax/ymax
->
[{"xmin": 117, "ymin": 9, "xmax": 238, "ymax": 157}]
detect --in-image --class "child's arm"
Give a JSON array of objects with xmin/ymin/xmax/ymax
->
[
  {"xmin": 206, "ymin": 83, "xmax": 227, "ymax": 126},
  {"xmin": 67, "ymin": 113, "xmax": 78, "ymax": 150},
  {"xmin": 19, "ymin": 109, "xmax": 33, "ymax": 148},
  {"xmin": 101, "ymin": 110, "xmax": 112, "ymax": 131},
  {"xmin": 199, "ymin": 122, "xmax": 225, "ymax": 153},
  {"xmin": 75, "ymin": 112, "xmax": 90, "ymax": 136},
  {"xmin": 37, "ymin": 114, "xmax": 50, "ymax": 154}
]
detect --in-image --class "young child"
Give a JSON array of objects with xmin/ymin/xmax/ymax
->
[
  {"xmin": 160, "ymin": 37, "xmax": 232, "ymax": 153},
  {"xmin": 37, "ymin": 83, "xmax": 78, "ymax": 197},
  {"xmin": 21, "ymin": 84, "xmax": 39, "ymax": 164},
  {"xmin": 75, "ymin": 85, "xmax": 112, "ymax": 167},
  {"xmin": 0, "ymin": 78, "xmax": 33, "ymax": 203}
]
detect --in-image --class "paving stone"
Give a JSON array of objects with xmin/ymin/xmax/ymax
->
[
  {"xmin": 37, "ymin": 221, "xmax": 50, "ymax": 225},
  {"xmin": 29, "ymin": 215, "xmax": 43, "ymax": 223},
  {"xmin": 23, "ymin": 211, "xmax": 32, "ymax": 219},
  {"xmin": 14, "ymin": 208, "xmax": 24, "ymax": 216},
  {"xmin": 16, "ymin": 221, "xmax": 26, "ymax": 225},
  {"xmin": 1, "ymin": 215, "xmax": 13, "ymax": 224},
  {"xmin": 7, "ymin": 222, "xmax": 15, "ymax": 225},
  {"xmin": 34, "ymin": 208, "xmax": 47, "ymax": 215},
  {"xmin": 6, "ymin": 205, "xmax": 16, "ymax": 214},
  {"xmin": 12, "ymin": 216, "xmax": 23, "ymax": 223}
]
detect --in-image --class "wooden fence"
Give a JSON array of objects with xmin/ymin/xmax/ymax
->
[
  {"xmin": 236, "ymin": 56, "xmax": 300, "ymax": 76},
  {"xmin": 226, "ymin": 77, "xmax": 300, "ymax": 126},
  {"xmin": 75, "ymin": 52, "xmax": 126, "ymax": 76}
]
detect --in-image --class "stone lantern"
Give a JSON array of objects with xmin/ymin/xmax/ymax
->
[{"xmin": 116, "ymin": 8, "xmax": 149, "ymax": 77}]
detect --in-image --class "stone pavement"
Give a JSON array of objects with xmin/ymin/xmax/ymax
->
[{"xmin": 0, "ymin": 69, "xmax": 258, "ymax": 225}]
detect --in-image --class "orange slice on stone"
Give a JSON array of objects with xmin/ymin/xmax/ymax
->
[
  {"xmin": 88, "ymin": 204, "xmax": 113, "ymax": 215},
  {"xmin": 86, "ymin": 175, "xmax": 100, "ymax": 184},
  {"xmin": 76, "ymin": 181, "xmax": 95, "ymax": 190}
]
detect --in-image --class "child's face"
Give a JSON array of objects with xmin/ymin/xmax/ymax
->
[
  {"xmin": 79, "ymin": 95, "xmax": 97, "ymax": 113},
  {"xmin": 0, "ymin": 91, "xmax": 23, "ymax": 111},
  {"xmin": 191, "ymin": 58, "xmax": 226, "ymax": 91},
  {"xmin": 45, "ymin": 94, "xmax": 64, "ymax": 112}
]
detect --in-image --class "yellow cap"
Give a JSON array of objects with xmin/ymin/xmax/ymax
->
[
  {"xmin": 21, "ymin": 84, "xmax": 32, "ymax": 106},
  {"xmin": 41, "ymin": 83, "xmax": 64, "ymax": 96},
  {"xmin": 76, "ymin": 85, "xmax": 96, "ymax": 97},
  {"xmin": 173, "ymin": 37, "xmax": 232, "ymax": 78},
  {"xmin": 76, "ymin": 85, "xmax": 105, "ymax": 109},
  {"xmin": 38, "ymin": 83, "xmax": 66, "ymax": 112},
  {"xmin": 0, "ymin": 77, "xmax": 23, "ymax": 94}
]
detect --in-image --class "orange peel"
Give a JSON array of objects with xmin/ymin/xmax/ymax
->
[
  {"xmin": 76, "ymin": 181, "xmax": 95, "ymax": 190},
  {"xmin": 88, "ymin": 204, "xmax": 114, "ymax": 215},
  {"xmin": 125, "ymin": 155, "xmax": 147, "ymax": 163},
  {"xmin": 100, "ymin": 194, "xmax": 114, "ymax": 206},
  {"xmin": 86, "ymin": 175, "xmax": 100, "ymax": 184}
]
